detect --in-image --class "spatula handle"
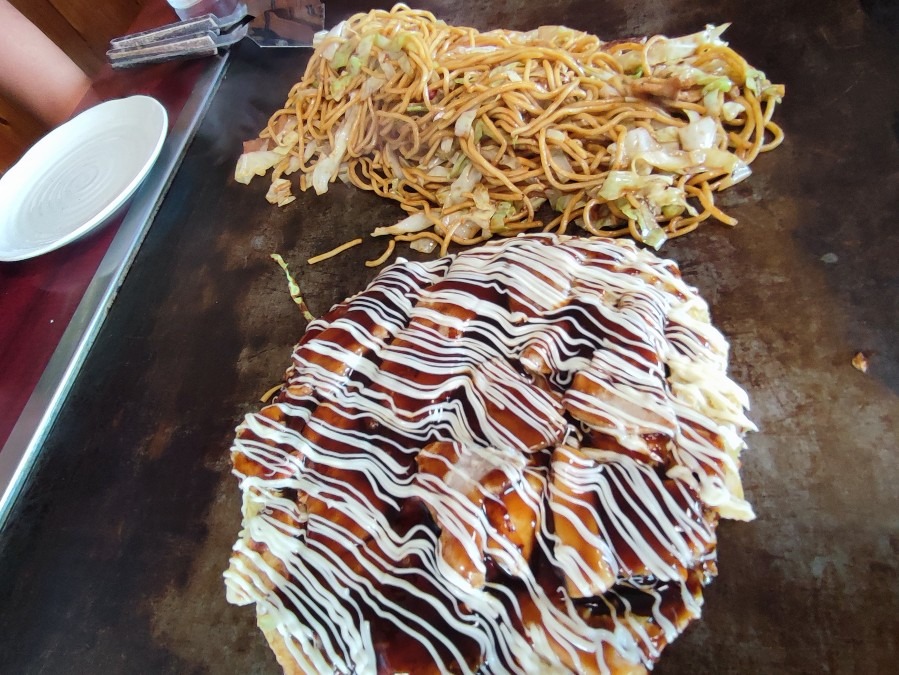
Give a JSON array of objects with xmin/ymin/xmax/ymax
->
[
  {"xmin": 107, "ymin": 34, "xmax": 219, "ymax": 69},
  {"xmin": 109, "ymin": 14, "xmax": 224, "ymax": 50}
]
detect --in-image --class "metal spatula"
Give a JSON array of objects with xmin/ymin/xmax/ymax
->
[{"xmin": 107, "ymin": 0, "xmax": 325, "ymax": 68}]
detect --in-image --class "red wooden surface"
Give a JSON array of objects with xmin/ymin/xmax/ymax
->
[{"xmin": 0, "ymin": 1, "xmax": 209, "ymax": 450}]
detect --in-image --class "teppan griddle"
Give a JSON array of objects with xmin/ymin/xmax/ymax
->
[{"xmin": 1, "ymin": 1, "xmax": 896, "ymax": 673}]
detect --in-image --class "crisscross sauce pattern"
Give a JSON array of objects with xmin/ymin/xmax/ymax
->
[{"xmin": 225, "ymin": 234, "xmax": 755, "ymax": 674}]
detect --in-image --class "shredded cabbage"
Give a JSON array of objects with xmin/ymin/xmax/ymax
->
[
  {"xmin": 678, "ymin": 116, "xmax": 718, "ymax": 151},
  {"xmin": 311, "ymin": 105, "xmax": 359, "ymax": 195},
  {"xmin": 330, "ymin": 37, "xmax": 358, "ymax": 69},
  {"xmin": 235, "ymin": 150, "xmax": 283, "ymax": 185},
  {"xmin": 361, "ymin": 75, "xmax": 386, "ymax": 100},
  {"xmin": 619, "ymin": 199, "xmax": 668, "ymax": 249},
  {"xmin": 646, "ymin": 24, "xmax": 729, "ymax": 65},
  {"xmin": 270, "ymin": 253, "xmax": 314, "ymax": 321},
  {"xmin": 550, "ymin": 148, "xmax": 573, "ymax": 174},
  {"xmin": 721, "ymin": 101, "xmax": 745, "ymax": 122},
  {"xmin": 373, "ymin": 212, "xmax": 432, "ymax": 236},
  {"xmin": 445, "ymin": 164, "xmax": 482, "ymax": 206},
  {"xmin": 545, "ymin": 128, "xmax": 566, "ymax": 143},
  {"xmin": 598, "ymin": 172, "xmax": 674, "ymax": 201},
  {"xmin": 490, "ymin": 202, "xmax": 515, "ymax": 232},
  {"xmin": 410, "ymin": 237, "xmax": 438, "ymax": 253},
  {"xmin": 454, "ymin": 108, "xmax": 478, "ymax": 137}
]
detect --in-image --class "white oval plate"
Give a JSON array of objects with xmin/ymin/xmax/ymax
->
[{"xmin": 0, "ymin": 95, "xmax": 168, "ymax": 262}]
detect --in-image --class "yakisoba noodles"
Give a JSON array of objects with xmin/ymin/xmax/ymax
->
[{"xmin": 236, "ymin": 4, "xmax": 785, "ymax": 258}]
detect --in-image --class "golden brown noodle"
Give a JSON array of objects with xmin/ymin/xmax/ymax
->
[
  {"xmin": 307, "ymin": 237, "xmax": 363, "ymax": 264},
  {"xmin": 236, "ymin": 4, "xmax": 785, "ymax": 262},
  {"xmin": 365, "ymin": 238, "xmax": 396, "ymax": 267}
]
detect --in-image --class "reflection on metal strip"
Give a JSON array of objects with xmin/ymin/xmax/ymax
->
[{"xmin": 0, "ymin": 54, "xmax": 231, "ymax": 531}]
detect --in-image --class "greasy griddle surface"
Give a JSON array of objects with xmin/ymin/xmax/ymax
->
[{"xmin": 1, "ymin": 1, "xmax": 897, "ymax": 673}]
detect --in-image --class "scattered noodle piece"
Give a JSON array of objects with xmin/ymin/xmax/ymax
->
[
  {"xmin": 259, "ymin": 383, "xmax": 282, "ymax": 403},
  {"xmin": 365, "ymin": 238, "xmax": 396, "ymax": 267},
  {"xmin": 307, "ymin": 237, "xmax": 363, "ymax": 265},
  {"xmin": 852, "ymin": 352, "xmax": 869, "ymax": 373}
]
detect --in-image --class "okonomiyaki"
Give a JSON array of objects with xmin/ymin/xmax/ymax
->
[{"xmin": 225, "ymin": 233, "xmax": 755, "ymax": 674}]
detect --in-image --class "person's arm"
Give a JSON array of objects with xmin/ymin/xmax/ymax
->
[{"xmin": 0, "ymin": 0, "xmax": 91, "ymax": 127}]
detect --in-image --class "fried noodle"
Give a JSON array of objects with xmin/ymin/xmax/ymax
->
[{"xmin": 236, "ymin": 4, "xmax": 785, "ymax": 258}]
